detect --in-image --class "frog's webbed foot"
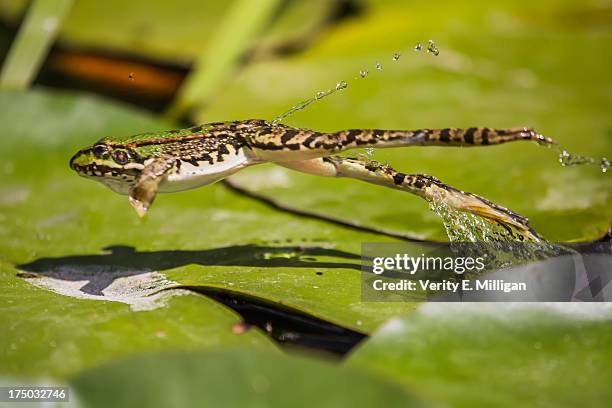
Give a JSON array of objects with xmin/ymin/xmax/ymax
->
[
  {"xmin": 278, "ymin": 156, "xmax": 542, "ymax": 242},
  {"xmin": 129, "ymin": 157, "xmax": 176, "ymax": 217},
  {"xmin": 422, "ymin": 181, "xmax": 540, "ymax": 241}
]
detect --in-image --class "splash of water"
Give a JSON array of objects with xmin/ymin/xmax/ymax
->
[
  {"xmin": 271, "ymin": 80, "xmax": 349, "ymax": 124},
  {"xmin": 557, "ymin": 148, "xmax": 610, "ymax": 174},
  {"xmin": 428, "ymin": 194, "xmax": 510, "ymax": 243},
  {"xmin": 272, "ymin": 43, "xmax": 440, "ymax": 124},
  {"xmin": 424, "ymin": 137, "xmax": 604, "ymax": 263},
  {"xmin": 559, "ymin": 149, "xmax": 594, "ymax": 166},
  {"xmin": 530, "ymin": 132, "xmax": 608, "ymax": 173},
  {"xmin": 427, "ymin": 193, "xmax": 565, "ymax": 268}
]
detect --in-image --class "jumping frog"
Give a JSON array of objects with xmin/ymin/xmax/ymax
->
[{"xmin": 70, "ymin": 120, "xmax": 555, "ymax": 241}]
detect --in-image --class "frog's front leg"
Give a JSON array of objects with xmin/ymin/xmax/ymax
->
[
  {"xmin": 278, "ymin": 157, "xmax": 541, "ymax": 242},
  {"xmin": 129, "ymin": 156, "xmax": 177, "ymax": 217}
]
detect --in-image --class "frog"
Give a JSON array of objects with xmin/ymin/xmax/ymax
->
[{"xmin": 70, "ymin": 119, "xmax": 555, "ymax": 241}]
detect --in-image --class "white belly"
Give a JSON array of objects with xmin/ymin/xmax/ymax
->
[{"xmin": 159, "ymin": 150, "xmax": 254, "ymax": 193}]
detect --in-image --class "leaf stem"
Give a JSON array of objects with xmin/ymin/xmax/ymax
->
[{"xmin": 0, "ymin": 0, "xmax": 74, "ymax": 90}]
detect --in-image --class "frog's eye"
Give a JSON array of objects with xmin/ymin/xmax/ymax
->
[
  {"xmin": 112, "ymin": 150, "xmax": 130, "ymax": 164},
  {"xmin": 92, "ymin": 144, "xmax": 108, "ymax": 157}
]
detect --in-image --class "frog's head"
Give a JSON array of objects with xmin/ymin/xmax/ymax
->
[{"xmin": 69, "ymin": 141, "xmax": 143, "ymax": 195}]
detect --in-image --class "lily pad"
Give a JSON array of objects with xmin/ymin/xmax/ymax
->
[
  {"xmin": 0, "ymin": 89, "xmax": 420, "ymax": 347},
  {"xmin": 199, "ymin": 0, "xmax": 612, "ymax": 242},
  {"xmin": 70, "ymin": 349, "xmax": 431, "ymax": 408},
  {"xmin": 347, "ymin": 303, "xmax": 612, "ymax": 408},
  {"xmin": 0, "ymin": 267, "xmax": 273, "ymax": 379}
]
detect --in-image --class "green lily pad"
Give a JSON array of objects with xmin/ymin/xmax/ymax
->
[
  {"xmin": 347, "ymin": 304, "xmax": 612, "ymax": 408},
  {"xmin": 0, "ymin": 89, "xmax": 419, "ymax": 348},
  {"xmin": 0, "ymin": 266, "xmax": 274, "ymax": 379},
  {"xmin": 199, "ymin": 0, "xmax": 611, "ymax": 242},
  {"xmin": 70, "ymin": 349, "xmax": 431, "ymax": 408}
]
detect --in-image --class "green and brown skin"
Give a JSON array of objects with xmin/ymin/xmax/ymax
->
[{"xmin": 70, "ymin": 119, "xmax": 556, "ymax": 241}]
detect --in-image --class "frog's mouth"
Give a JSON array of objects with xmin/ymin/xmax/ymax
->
[
  {"xmin": 69, "ymin": 148, "xmax": 90, "ymax": 172},
  {"xmin": 70, "ymin": 149, "xmax": 140, "ymax": 194}
]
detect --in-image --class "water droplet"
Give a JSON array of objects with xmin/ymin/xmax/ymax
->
[
  {"xmin": 427, "ymin": 39, "xmax": 440, "ymax": 56},
  {"xmin": 359, "ymin": 70, "xmax": 369, "ymax": 78},
  {"xmin": 601, "ymin": 157, "xmax": 610, "ymax": 173},
  {"xmin": 558, "ymin": 150, "xmax": 595, "ymax": 167},
  {"xmin": 356, "ymin": 320, "xmax": 363, "ymax": 326},
  {"xmin": 376, "ymin": 62, "xmax": 383, "ymax": 70},
  {"xmin": 335, "ymin": 80, "xmax": 348, "ymax": 90},
  {"xmin": 559, "ymin": 150, "xmax": 570, "ymax": 166},
  {"xmin": 368, "ymin": 159, "xmax": 382, "ymax": 169},
  {"xmin": 273, "ymin": 80, "xmax": 347, "ymax": 123},
  {"xmin": 392, "ymin": 52, "xmax": 401, "ymax": 61},
  {"xmin": 415, "ymin": 42, "xmax": 423, "ymax": 51},
  {"xmin": 364, "ymin": 147, "xmax": 375, "ymax": 157}
]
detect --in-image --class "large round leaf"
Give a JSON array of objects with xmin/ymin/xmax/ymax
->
[
  {"xmin": 70, "ymin": 349, "xmax": 431, "ymax": 408},
  {"xmin": 347, "ymin": 304, "xmax": 612, "ymax": 408}
]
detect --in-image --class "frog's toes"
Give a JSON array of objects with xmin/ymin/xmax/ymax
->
[{"xmin": 128, "ymin": 195, "xmax": 150, "ymax": 218}]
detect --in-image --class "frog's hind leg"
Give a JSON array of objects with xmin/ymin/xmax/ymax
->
[
  {"xmin": 278, "ymin": 157, "xmax": 542, "ymax": 242},
  {"xmin": 247, "ymin": 124, "xmax": 556, "ymax": 162}
]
